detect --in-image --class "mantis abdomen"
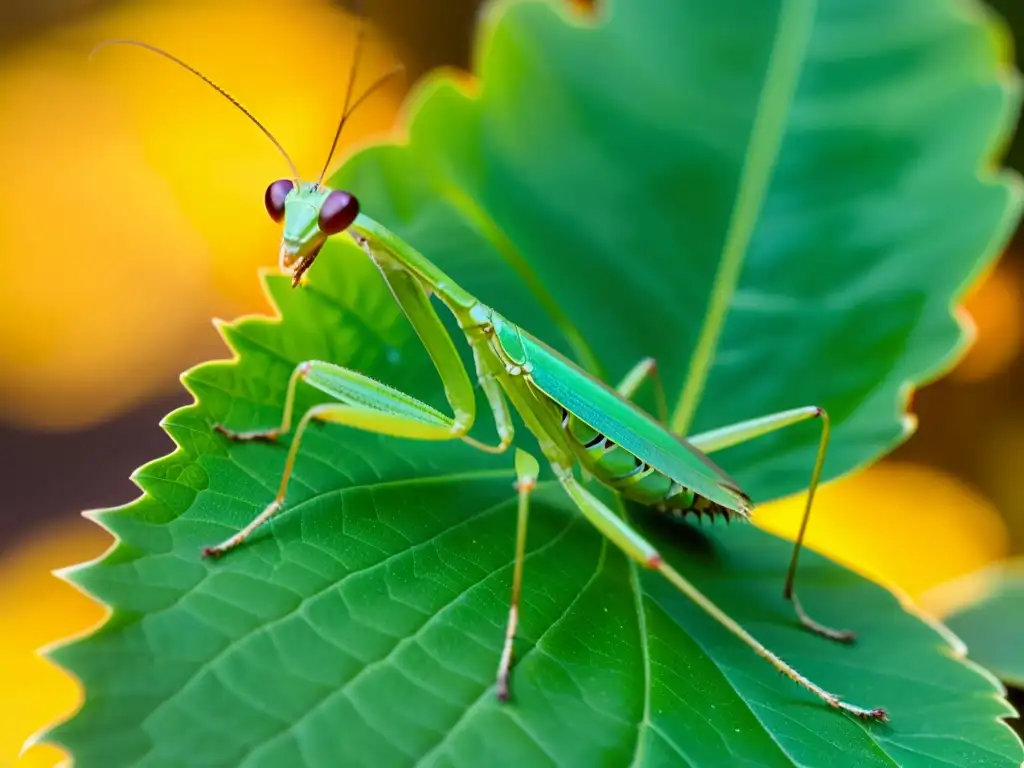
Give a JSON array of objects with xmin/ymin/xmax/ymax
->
[{"xmin": 557, "ymin": 405, "xmax": 743, "ymax": 522}]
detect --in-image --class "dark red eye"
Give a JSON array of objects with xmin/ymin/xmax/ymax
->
[
  {"xmin": 264, "ymin": 179, "xmax": 294, "ymax": 223},
  {"xmin": 319, "ymin": 190, "xmax": 359, "ymax": 235}
]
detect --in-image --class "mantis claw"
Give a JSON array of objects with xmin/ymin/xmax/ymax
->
[
  {"xmin": 495, "ymin": 677, "xmax": 511, "ymax": 703},
  {"xmin": 840, "ymin": 702, "xmax": 889, "ymax": 723},
  {"xmin": 790, "ymin": 591, "xmax": 856, "ymax": 644},
  {"xmin": 290, "ymin": 246, "xmax": 322, "ymax": 287}
]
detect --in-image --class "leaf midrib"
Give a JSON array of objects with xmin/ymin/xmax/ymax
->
[
  {"xmin": 669, "ymin": 0, "xmax": 818, "ymax": 434},
  {"xmin": 432, "ymin": 173, "xmax": 606, "ymax": 379}
]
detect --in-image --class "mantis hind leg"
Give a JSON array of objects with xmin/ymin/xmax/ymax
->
[
  {"xmin": 554, "ymin": 466, "xmax": 886, "ymax": 721},
  {"xmin": 688, "ymin": 406, "xmax": 854, "ymax": 644}
]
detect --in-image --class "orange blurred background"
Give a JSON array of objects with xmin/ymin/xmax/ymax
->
[{"xmin": 1, "ymin": 0, "xmax": 1023, "ymax": 765}]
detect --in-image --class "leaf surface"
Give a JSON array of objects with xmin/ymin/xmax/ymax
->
[{"xmin": 944, "ymin": 561, "xmax": 1024, "ymax": 689}]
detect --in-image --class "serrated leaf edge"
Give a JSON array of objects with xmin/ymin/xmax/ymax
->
[{"xmin": 23, "ymin": 268, "xmax": 288, "ymax": 761}]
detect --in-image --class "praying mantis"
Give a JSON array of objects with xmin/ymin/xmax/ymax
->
[{"xmin": 94, "ymin": 24, "xmax": 888, "ymax": 723}]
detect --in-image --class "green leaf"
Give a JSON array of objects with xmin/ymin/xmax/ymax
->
[
  {"xmin": 941, "ymin": 560, "xmax": 1024, "ymax": 689},
  {"xmin": 41, "ymin": 0, "xmax": 1024, "ymax": 765}
]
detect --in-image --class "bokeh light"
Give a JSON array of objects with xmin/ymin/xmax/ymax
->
[
  {"xmin": 1, "ymin": 519, "xmax": 110, "ymax": 768},
  {"xmin": 756, "ymin": 461, "xmax": 1011, "ymax": 602},
  {"xmin": 0, "ymin": 0, "xmax": 402, "ymax": 430},
  {"xmin": 951, "ymin": 259, "xmax": 1023, "ymax": 384}
]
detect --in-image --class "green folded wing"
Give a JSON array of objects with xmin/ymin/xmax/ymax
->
[{"xmin": 494, "ymin": 315, "xmax": 751, "ymax": 512}]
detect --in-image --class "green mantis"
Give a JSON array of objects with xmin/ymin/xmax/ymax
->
[{"xmin": 95, "ymin": 34, "xmax": 888, "ymax": 724}]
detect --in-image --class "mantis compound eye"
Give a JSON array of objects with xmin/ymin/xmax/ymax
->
[
  {"xmin": 264, "ymin": 179, "xmax": 294, "ymax": 223},
  {"xmin": 319, "ymin": 190, "xmax": 360, "ymax": 235}
]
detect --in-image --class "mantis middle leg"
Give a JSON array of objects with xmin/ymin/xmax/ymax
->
[{"xmin": 494, "ymin": 357, "xmax": 673, "ymax": 694}]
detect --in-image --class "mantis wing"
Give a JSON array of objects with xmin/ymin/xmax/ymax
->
[{"xmin": 494, "ymin": 315, "xmax": 752, "ymax": 513}]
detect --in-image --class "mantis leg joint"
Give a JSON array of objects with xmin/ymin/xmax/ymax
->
[{"xmin": 213, "ymin": 423, "xmax": 281, "ymax": 443}]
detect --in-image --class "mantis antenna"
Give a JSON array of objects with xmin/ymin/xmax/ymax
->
[
  {"xmin": 316, "ymin": 2, "xmax": 368, "ymax": 186},
  {"xmin": 315, "ymin": 0, "xmax": 406, "ymax": 185},
  {"xmin": 89, "ymin": 39, "xmax": 302, "ymax": 180},
  {"xmin": 90, "ymin": 36, "xmax": 402, "ymax": 187}
]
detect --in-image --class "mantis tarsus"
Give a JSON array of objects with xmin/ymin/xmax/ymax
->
[{"xmin": 94, "ymin": 28, "xmax": 888, "ymax": 723}]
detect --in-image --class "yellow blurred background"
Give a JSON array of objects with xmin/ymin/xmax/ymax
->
[{"xmin": 1, "ymin": 0, "xmax": 1023, "ymax": 765}]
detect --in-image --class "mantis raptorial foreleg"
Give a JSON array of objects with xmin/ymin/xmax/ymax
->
[
  {"xmin": 688, "ymin": 406, "xmax": 853, "ymax": 643},
  {"xmin": 553, "ymin": 465, "xmax": 882, "ymax": 720},
  {"xmin": 207, "ymin": 253, "xmax": 514, "ymax": 556},
  {"xmin": 358, "ymin": 235, "xmax": 514, "ymax": 455},
  {"xmin": 470, "ymin": 343, "xmax": 515, "ymax": 455}
]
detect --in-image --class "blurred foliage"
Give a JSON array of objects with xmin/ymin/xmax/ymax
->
[
  {"xmin": 951, "ymin": 260, "xmax": 1022, "ymax": 383},
  {"xmin": 0, "ymin": 0, "xmax": 1023, "ymax": 763},
  {"xmin": 987, "ymin": 0, "xmax": 1024, "ymax": 171},
  {"xmin": 0, "ymin": 519, "xmax": 109, "ymax": 768},
  {"xmin": 758, "ymin": 461, "xmax": 1010, "ymax": 600},
  {"xmin": 0, "ymin": 0, "xmax": 112, "ymax": 49},
  {"xmin": 936, "ymin": 559, "xmax": 1024, "ymax": 687}
]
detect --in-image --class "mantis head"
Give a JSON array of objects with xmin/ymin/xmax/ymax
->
[
  {"xmin": 265, "ymin": 180, "xmax": 360, "ymax": 286},
  {"xmin": 89, "ymin": 30, "xmax": 403, "ymax": 288}
]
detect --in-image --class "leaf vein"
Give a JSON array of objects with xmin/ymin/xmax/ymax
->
[
  {"xmin": 251, "ymin": 505, "xmax": 584, "ymax": 764},
  {"xmin": 669, "ymin": 0, "xmax": 818, "ymax": 433},
  {"xmin": 132, "ymin": 472, "xmax": 518, "ymax": 763},
  {"xmin": 415, "ymin": 522, "xmax": 609, "ymax": 765}
]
